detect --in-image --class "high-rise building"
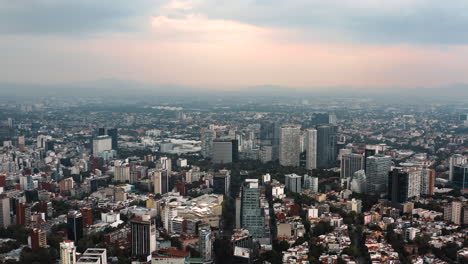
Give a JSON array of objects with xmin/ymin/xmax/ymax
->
[
  {"xmin": 0, "ymin": 196, "xmax": 11, "ymax": 228},
  {"xmin": 77, "ymin": 248, "xmax": 107, "ymax": 264},
  {"xmin": 199, "ymin": 227, "xmax": 213, "ymax": 262},
  {"xmin": 131, "ymin": 215, "xmax": 157, "ymax": 260},
  {"xmin": 201, "ymin": 128, "xmax": 215, "ymax": 158},
  {"xmin": 285, "ymin": 174, "xmax": 302, "ymax": 193},
  {"xmin": 30, "ymin": 228, "xmax": 47, "ymax": 251},
  {"xmin": 80, "ymin": 208, "xmax": 93, "ymax": 227},
  {"xmin": 279, "ymin": 126, "xmax": 300, "ymax": 167},
  {"xmin": 305, "ymin": 128, "xmax": 317, "ymax": 170},
  {"xmin": 106, "ymin": 128, "xmax": 118, "ymax": 150},
  {"xmin": 340, "ymin": 153, "xmax": 364, "ymax": 179},
  {"xmin": 420, "ymin": 169, "xmax": 435, "ymax": 195},
  {"xmin": 92, "ymin": 136, "xmax": 112, "ymax": 154},
  {"xmin": 152, "ymin": 169, "xmax": 162, "ymax": 194},
  {"xmin": 240, "ymin": 179, "xmax": 265, "ymax": 238},
  {"xmin": 303, "ymin": 174, "xmax": 318, "ymax": 193},
  {"xmin": 60, "ymin": 241, "xmax": 76, "ymax": 264},
  {"xmin": 388, "ymin": 169, "xmax": 421, "ymax": 204},
  {"xmin": 452, "ymin": 164, "xmax": 468, "ymax": 192},
  {"xmin": 316, "ymin": 125, "xmax": 338, "ymax": 169},
  {"xmin": 16, "ymin": 202, "xmax": 31, "ymax": 226},
  {"xmin": 67, "ymin": 211, "xmax": 83, "ymax": 242},
  {"xmin": 350, "ymin": 170, "xmax": 366, "ymax": 194},
  {"xmin": 449, "ymin": 154, "xmax": 467, "ymax": 181},
  {"xmin": 365, "ymin": 155, "xmax": 392, "ymax": 194},
  {"xmin": 114, "ymin": 165, "xmax": 130, "ymax": 182},
  {"xmin": 213, "ymin": 171, "xmax": 231, "ymax": 197},
  {"xmin": 451, "ymin": 201, "xmax": 463, "ymax": 225},
  {"xmin": 212, "ymin": 139, "xmax": 239, "ymax": 164},
  {"xmin": 18, "ymin": 136, "xmax": 25, "ymax": 152}
]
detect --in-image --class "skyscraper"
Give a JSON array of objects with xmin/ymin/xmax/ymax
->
[
  {"xmin": 388, "ymin": 169, "xmax": 421, "ymax": 204},
  {"xmin": 279, "ymin": 126, "xmax": 300, "ymax": 167},
  {"xmin": 67, "ymin": 211, "xmax": 83, "ymax": 242},
  {"xmin": 30, "ymin": 228, "xmax": 47, "ymax": 251},
  {"xmin": 0, "ymin": 196, "xmax": 11, "ymax": 229},
  {"xmin": 316, "ymin": 125, "xmax": 337, "ymax": 169},
  {"xmin": 365, "ymin": 155, "xmax": 392, "ymax": 194},
  {"xmin": 452, "ymin": 164, "xmax": 468, "ymax": 191},
  {"xmin": 449, "ymin": 154, "xmax": 467, "ymax": 181},
  {"xmin": 285, "ymin": 174, "xmax": 302, "ymax": 193},
  {"xmin": 201, "ymin": 128, "xmax": 215, "ymax": 158},
  {"xmin": 350, "ymin": 170, "xmax": 367, "ymax": 194},
  {"xmin": 114, "ymin": 165, "xmax": 130, "ymax": 182},
  {"xmin": 212, "ymin": 139, "xmax": 239, "ymax": 164},
  {"xmin": 213, "ymin": 171, "xmax": 231, "ymax": 197},
  {"xmin": 199, "ymin": 227, "xmax": 213, "ymax": 262},
  {"xmin": 305, "ymin": 128, "xmax": 317, "ymax": 170},
  {"xmin": 131, "ymin": 215, "xmax": 157, "ymax": 260},
  {"xmin": 60, "ymin": 241, "xmax": 76, "ymax": 264},
  {"xmin": 340, "ymin": 153, "xmax": 364, "ymax": 179},
  {"xmin": 92, "ymin": 136, "xmax": 112, "ymax": 154},
  {"xmin": 240, "ymin": 179, "xmax": 265, "ymax": 238},
  {"xmin": 420, "ymin": 168, "xmax": 435, "ymax": 195}
]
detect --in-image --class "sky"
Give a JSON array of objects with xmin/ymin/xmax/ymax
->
[{"xmin": 1, "ymin": 0, "xmax": 468, "ymax": 90}]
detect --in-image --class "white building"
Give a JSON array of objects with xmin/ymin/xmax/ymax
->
[
  {"xmin": 285, "ymin": 174, "xmax": 302, "ymax": 193},
  {"xmin": 60, "ymin": 241, "xmax": 76, "ymax": 264},
  {"xmin": 93, "ymin": 136, "xmax": 112, "ymax": 154}
]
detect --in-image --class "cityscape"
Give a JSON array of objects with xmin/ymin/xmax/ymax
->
[{"xmin": 1, "ymin": 0, "xmax": 468, "ymax": 264}]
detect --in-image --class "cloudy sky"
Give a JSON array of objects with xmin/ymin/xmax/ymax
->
[{"xmin": 1, "ymin": 0, "xmax": 468, "ymax": 89}]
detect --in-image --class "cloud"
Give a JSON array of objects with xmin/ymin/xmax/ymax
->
[{"xmin": 0, "ymin": 0, "xmax": 158, "ymax": 35}]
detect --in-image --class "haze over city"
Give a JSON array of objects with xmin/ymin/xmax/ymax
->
[{"xmin": 2, "ymin": 0, "xmax": 468, "ymax": 93}]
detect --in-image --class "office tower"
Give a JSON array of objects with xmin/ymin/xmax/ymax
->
[
  {"xmin": 388, "ymin": 169, "xmax": 408, "ymax": 204},
  {"xmin": 114, "ymin": 165, "xmax": 130, "ymax": 182},
  {"xmin": 199, "ymin": 227, "xmax": 213, "ymax": 262},
  {"xmin": 260, "ymin": 122, "xmax": 275, "ymax": 144},
  {"xmin": 159, "ymin": 157, "xmax": 172, "ymax": 175},
  {"xmin": 303, "ymin": 175, "xmax": 318, "ymax": 193},
  {"xmin": 451, "ymin": 201, "xmax": 463, "ymax": 225},
  {"xmin": 285, "ymin": 174, "xmax": 302, "ymax": 193},
  {"xmin": 329, "ymin": 114, "xmax": 337, "ymax": 124},
  {"xmin": 16, "ymin": 202, "xmax": 31, "ymax": 226},
  {"xmin": 305, "ymin": 128, "xmax": 317, "ymax": 170},
  {"xmin": 420, "ymin": 169, "xmax": 435, "ymax": 195},
  {"xmin": 388, "ymin": 169, "xmax": 421, "ymax": 204},
  {"xmin": 106, "ymin": 128, "xmax": 118, "ymax": 149},
  {"xmin": 365, "ymin": 155, "xmax": 392, "ymax": 194},
  {"xmin": 449, "ymin": 154, "xmax": 467, "ymax": 181},
  {"xmin": 240, "ymin": 179, "xmax": 265, "ymax": 238},
  {"xmin": 350, "ymin": 170, "xmax": 367, "ymax": 194},
  {"xmin": 80, "ymin": 208, "xmax": 93, "ymax": 226},
  {"xmin": 131, "ymin": 215, "xmax": 157, "ymax": 260},
  {"xmin": 152, "ymin": 170, "xmax": 162, "ymax": 194},
  {"xmin": 18, "ymin": 136, "xmax": 25, "ymax": 151},
  {"xmin": 260, "ymin": 145, "xmax": 273, "ymax": 163},
  {"xmin": 67, "ymin": 211, "xmax": 84, "ymax": 242},
  {"xmin": 0, "ymin": 196, "xmax": 11, "ymax": 228},
  {"xmin": 213, "ymin": 171, "xmax": 231, "ymax": 197},
  {"xmin": 340, "ymin": 153, "xmax": 364, "ymax": 179},
  {"xmin": 452, "ymin": 164, "xmax": 468, "ymax": 191},
  {"xmin": 272, "ymin": 121, "xmax": 282, "ymax": 161},
  {"xmin": 37, "ymin": 135, "xmax": 48, "ymax": 148},
  {"xmin": 235, "ymin": 196, "xmax": 242, "ymax": 229},
  {"xmin": 316, "ymin": 125, "xmax": 338, "ymax": 169},
  {"xmin": 30, "ymin": 228, "xmax": 47, "ymax": 251},
  {"xmin": 78, "ymin": 248, "xmax": 107, "ymax": 264},
  {"xmin": 212, "ymin": 139, "xmax": 239, "ymax": 164},
  {"xmin": 60, "ymin": 241, "xmax": 76, "ymax": 264},
  {"xmin": 279, "ymin": 126, "xmax": 300, "ymax": 167},
  {"xmin": 92, "ymin": 136, "xmax": 112, "ymax": 154},
  {"xmin": 201, "ymin": 128, "xmax": 215, "ymax": 158}
]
